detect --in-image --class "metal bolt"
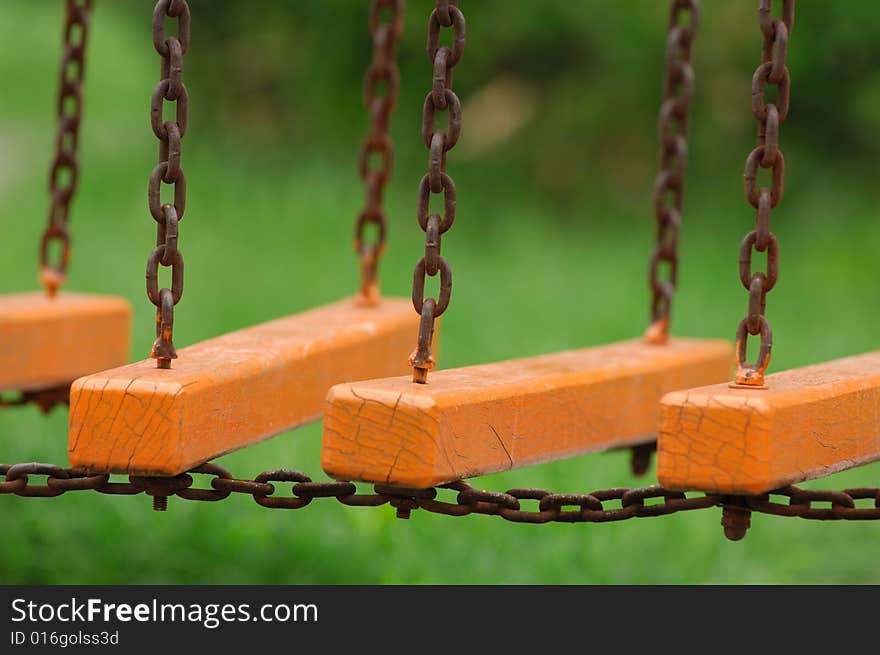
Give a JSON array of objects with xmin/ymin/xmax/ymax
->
[
  {"xmin": 721, "ymin": 499, "xmax": 752, "ymax": 541},
  {"xmin": 389, "ymin": 497, "xmax": 417, "ymax": 519},
  {"xmin": 630, "ymin": 443, "xmax": 656, "ymax": 477},
  {"xmin": 412, "ymin": 367, "xmax": 429, "ymax": 384},
  {"xmin": 130, "ymin": 473, "xmax": 191, "ymax": 512}
]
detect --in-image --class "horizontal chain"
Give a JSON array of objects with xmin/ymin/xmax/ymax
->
[
  {"xmin": 2, "ymin": 462, "xmax": 877, "ymax": 530},
  {"xmin": 0, "ymin": 386, "xmax": 70, "ymax": 414}
]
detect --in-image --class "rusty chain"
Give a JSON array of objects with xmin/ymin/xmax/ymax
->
[
  {"xmin": 8, "ymin": 0, "xmax": 874, "ymax": 546},
  {"xmin": 633, "ymin": 0, "xmax": 699, "ymax": 478},
  {"xmin": 39, "ymin": 0, "xmax": 93, "ymax": 297},
  {"xmin": 1, "ymin": 461, "xmax": 876, "ymax": 541},
  {"xmin": 409, "ymin": 0, "xmax": 464, "ymax": 384},
  {"xmin": 645, "ymin": 0, "xmax": 699, "ymax": 344},
  {"xmin": 0, "ymin": 386, "xmax": 70, "ymax": 414},
  {"xmin": 355, "ymin": 0, "xmax": 405, "ymax": 305},
  {"xmin": 146, "ymin": 0, "xmax": 190, "ymax": 369},
  {"xmin": 733, "ymin": 0, "xmax": 793, "ymax": 386}
]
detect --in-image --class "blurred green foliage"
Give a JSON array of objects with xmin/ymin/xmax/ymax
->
[{"xmin": 1, "ymin": 1, "xmax": 880, "ymax": 584}]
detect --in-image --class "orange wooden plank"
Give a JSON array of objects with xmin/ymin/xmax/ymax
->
[
  {"xmin": 321, "ymin": 337, "xmax": 732, "ymax": 488},
  {"xmin": 0, "ymin": 292, "xmax": 131, "ymax": 392},
  {"xmin": 657, "ymin": 351, "xmax": 880, "ymax": 495},
  {"xmin": 68, "ymin": 296, "xmax": 421, "ymax": 476}
]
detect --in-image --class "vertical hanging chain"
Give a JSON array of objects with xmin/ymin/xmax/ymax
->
[
  {"xmin": 146, "ymin": 0, "xmax": 190, "ymax": 369},
  {"xmin": 355, "ymin": 0, "xmax": 405, "ymax": 305},
  {"xmin": 39, "ymin": 0, "xmax": 93, "ymax": 298},
  {"xmin": 733, "ymin": 0, "xmax": 793, "ymax": 387},
  {"xmin": 645, "ymin": 0, "xmax": 699, "ymax": 344},
  {"xmin": 409, "ymin": 0, "xmax": 465, "ymax": 384}
]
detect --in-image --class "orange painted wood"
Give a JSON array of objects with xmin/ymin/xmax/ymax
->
[
  {"xmin": 657, "ymin": 351, "xmax": 880, "ymax": 495},
  {"xmin": 68, "ymin": 296, "xmax": 421, "ymax": 476},
  {"xmin": 321, "ymin": 337, "xmax": 732, "ymax": 488},
  {"xmin": 0, "ymin": 292, "xmax": 131, "ymax": 392}
]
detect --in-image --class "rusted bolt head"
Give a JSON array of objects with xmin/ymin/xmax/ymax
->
[{"xmin": 721, "ymin": 504, "xmax": 752, "ymax": 541}]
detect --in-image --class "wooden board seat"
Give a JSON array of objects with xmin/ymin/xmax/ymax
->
[
  {"xmin": 657, "ymin": 351, "xmax": 880, "ymax": 495},
  {"xmin": 0, "ymin": 292, "xmax": 131, "ymax": 393},
  {"xmin": 321, "ymin": 337, "xmax": 732, "ymax": 488},
  {"xmin": 68, "ymin": 296, "xmax": 421, "ymax": 476}
]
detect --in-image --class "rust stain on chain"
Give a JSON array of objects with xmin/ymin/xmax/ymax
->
[
  {"xmin": 39, "ymin": 0, "xmax": 93, "ymax": 296},
  {"xmin": 645, "ymin": 0, "xmax": 699, "ymax": 345},
  {"xmin": 637, "ymin": 0, "xmax": 700, "ymax": 475},
  {"xmin": 409, "ymin": 0, "xmax": 464, "ymax": 383},
  {"xmin": 355, "ymin": 0, "xmax": 404, "ymax": 305},
  {"xmin": 147, "ymin": 0, "xmax": 190, "ymax": 369},
  {"xmin": 733, "ymin": 0, "xmax": 793, "ymax": 387},
  {"xmin": 1, "ymin": 461, "xmax": 876, "ymax": 541}
]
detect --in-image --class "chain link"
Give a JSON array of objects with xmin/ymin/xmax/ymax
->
[
  {"xmin": 745, "ymin": 486, "xmax": 880, "ymax": 520},
  {"xmin": 2, "ymin": 461, "xmax": 876, "ymax": 540},
  {"xmin": 0, "ymin": 386, "xmax": 70, "ymax": 414},
  {"xmin": 409, "ymin": 0, "xmax": 465, "ymax": 384},
  {"xmin": 39, "ymin": 1, "xmax": 93, "ymax": 297},
  {"xmin": 645, "ymin": 0, "xmax": 699, "ymax": 344},
  {"xmin": 146, "ymin": 0, "xmax": 190, "ymax": 369},
  {"xmin": 733, "ymin": 0, "xmax": 793, "ymax": 386},
  {"xmin": 354, "ymin": 0, "xmax": 404, "ymax": 305}
]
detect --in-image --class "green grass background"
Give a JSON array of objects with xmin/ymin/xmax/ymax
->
[{"xmin": 1, "ymin": 0, "xmax": 879, "ymax": 584}]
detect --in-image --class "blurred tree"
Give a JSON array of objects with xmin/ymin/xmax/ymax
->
[{"xmin": 113, "ymin": 0, "xmax": 880, "ymax": 220}]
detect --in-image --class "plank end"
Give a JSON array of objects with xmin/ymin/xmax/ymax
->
[
  {"xmin": 68, "ymin": 371, "xmax": 187, "ymax": 475},
  {"xmin": 657, "ymin": 385, "xmax": 775, "ymax": 494},
  {"xmin": 322, "ymin": 380, "xmax": 441, "ymax": 488},
  {"xmin": 0, "ymin": 292, "xmax": 131, "ymax": 391}
]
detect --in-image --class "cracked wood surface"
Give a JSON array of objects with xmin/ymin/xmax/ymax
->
[
  {"xmin": 321, "ymin": 337, "xmax": 732, "ymax": 487},
  {"xmin": 657, "ymin": 351, "xmax": 880, "ymax": 494},
  {"xmin": 0, "ymin": 292, "xmax": 131, "ymax": 392},
  {"xmin": 68, "ymin": 296, "xmax": 420, "ymax": 475}
]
